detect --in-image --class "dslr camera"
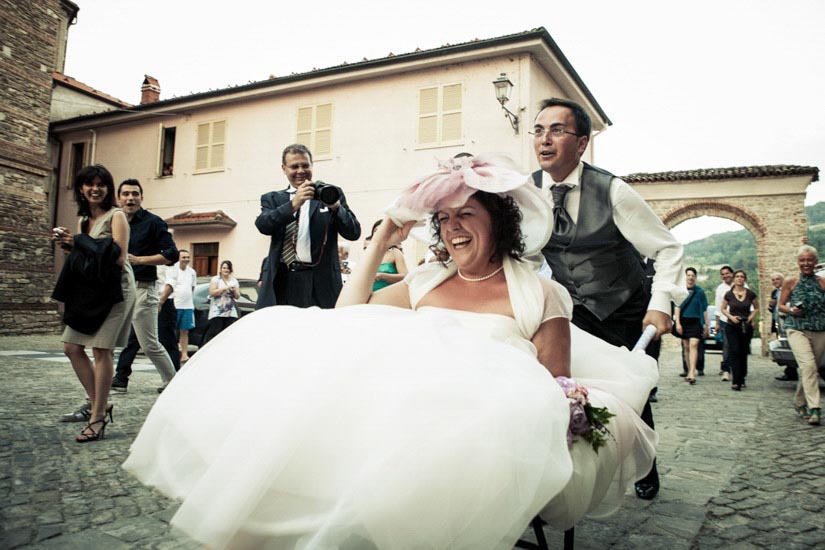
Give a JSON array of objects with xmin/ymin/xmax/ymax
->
[{"xmin": 311, "ymin": 181, "xmax": 341, "ymax": 206}]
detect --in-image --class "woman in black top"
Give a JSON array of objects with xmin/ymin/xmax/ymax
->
[{"xmin": 720, "ymin": 270, "xmax": 759, "ymax": 390}]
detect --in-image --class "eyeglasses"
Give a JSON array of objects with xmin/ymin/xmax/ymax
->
[{"xmin": 528, "ymin": 126, "xmax": 581, "ymax": 139}]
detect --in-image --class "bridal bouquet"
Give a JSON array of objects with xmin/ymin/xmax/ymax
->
[{"xmin": 555, "ymin": 376, "xmax": 614, "ymax": 453}]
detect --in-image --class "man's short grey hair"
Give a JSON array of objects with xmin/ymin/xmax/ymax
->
[
  {"xmin": 770, "ymin": 272, "xmax": 784, "ymax": 279},
  {"xmin": 798, "ymin": 244, "xmax": 819, "ymax": 258}
]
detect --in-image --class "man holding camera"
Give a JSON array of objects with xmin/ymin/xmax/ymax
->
[{"xmin": 255, "ymin": 144, "xmax": 361, "ymax": 309}]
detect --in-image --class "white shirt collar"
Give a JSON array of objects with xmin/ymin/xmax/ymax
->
[{"xmin": 541, "ymin": 161, "xmax": 584, "ymax": 189}]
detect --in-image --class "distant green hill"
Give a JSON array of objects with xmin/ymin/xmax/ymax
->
[{"xmin": 682, "ymin": 202, "xmax": 824, "ymax": 303}]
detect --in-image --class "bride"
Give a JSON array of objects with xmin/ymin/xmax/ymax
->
[{"xmin": 124, "ymin": 155, "xmax": 658, "ymax": 550}]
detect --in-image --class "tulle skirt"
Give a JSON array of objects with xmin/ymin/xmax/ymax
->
[{"xmin": 123, "ymin": 305, "xmax": 656, "ymax": 549}]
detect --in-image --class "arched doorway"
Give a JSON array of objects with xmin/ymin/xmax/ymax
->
[{"xmin": 624, "ymin": 165, "xmax": 819, "ymax": 355}]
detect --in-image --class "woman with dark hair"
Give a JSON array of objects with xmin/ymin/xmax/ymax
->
[
  {"xmin": 674, "ymin": 267, "xmax": 708, "ymax": 384},
  {"xmin": 202, "ymin": 260, "xmax": 240, "ymax": 346},
  {"xmin": 52, "ymin": 165, "xmax": 135, "ymax": 442},
  {"xmin": 365, "ymin": 219, "xmax": 409, "ymax": 292},
  {"xmin": 125, "ymin": 156, "xmax": 658, "ymax": 549},
  {"xmin": 720, "ymin": 269, "xmax": 759, "ymax": 390}
]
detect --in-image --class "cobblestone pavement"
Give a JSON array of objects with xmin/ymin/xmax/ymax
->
[{"xmin": 1, "ymin": 334, "xmax": 823, "ymax": 549}]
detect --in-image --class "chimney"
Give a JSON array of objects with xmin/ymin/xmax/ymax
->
[{"xmin": 140, "ymin": 75, "xmax": 160, "ymax": 104}]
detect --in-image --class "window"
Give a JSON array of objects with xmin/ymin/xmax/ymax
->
[
  {"xmin": 158, "ymin": 126, "xmax": 176, "ymax": 176},
  {"xmin": 417, "ymin": 83, "xmax": 463, "ymax": 147},
  {"xmin": 195, "ymin": 120, "xmax": 226, "ymax": 173},
  {"xmin": 192, "ymin": 242, "xmax": 219, "ymax": 276},
  {"xmin": 67, "ymin": 142, "xmax": 86, "ymax": 188},
  {"xmin": 296, "ymin": 103, "xmax": 332, "ymax": 159}
]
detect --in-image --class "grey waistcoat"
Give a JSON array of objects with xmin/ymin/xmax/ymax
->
[{"xmin": 533, "ymin": 163, "xmax": 645, "ymax": 321}]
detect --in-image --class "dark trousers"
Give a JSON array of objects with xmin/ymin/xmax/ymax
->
[
  {"xmin": 202, "ymin": 316, "xmax": 236, "ymax": 347},
  {"xmin": 724, "ymin": 323, "xmax": 751, "ymax": 386},
  {"xmin": 720, "ymin": 324, "xmax": 732, "ymax": 373},
  {"xmin": 571, "ymin": 289, "xmax": 659, "ymax": 487},
  {"xmin": 158, "ymin": 299, "xmax": 181, "ymax": 371},
  {"xmin": 275, "ymin": 264, "xmax": 317, "ymax": 308},
  {"xmin": 115, "ymin": 300, "xmax": 181, "ymax": 381}
]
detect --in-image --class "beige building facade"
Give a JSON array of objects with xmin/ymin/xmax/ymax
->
[{"xmin": 49, "ymin": 29, "xmax": 609, "ymax": 279}]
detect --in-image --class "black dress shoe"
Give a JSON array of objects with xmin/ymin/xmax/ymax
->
[
  {"xmin": 697, "ymin": 371, "xmax": 705, "ymax": 376},
  {"xmin": 775, "ymin": 374, "xmax": 798, "ymax": 381},
  {"xmin": 679, "ymin": 372, "xmax": 688, "ymax": 377},
  {"xmin": 635, "ymin": 481, "xmax": 659, "ymax": 500}
]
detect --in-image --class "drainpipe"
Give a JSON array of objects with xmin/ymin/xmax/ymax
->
[{"xmin": 88, "ymin": 129, "xmax": 96, "ymax": 163}]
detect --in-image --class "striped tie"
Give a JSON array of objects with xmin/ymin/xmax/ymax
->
[{"xmin": 281, "ymin": 219, "xmax": 298, "ymax": 265}]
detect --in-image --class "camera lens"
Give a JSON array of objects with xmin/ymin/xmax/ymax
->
[{"xmin": 314, "ymin": 183, "xmax": 340, "ymax": 205}]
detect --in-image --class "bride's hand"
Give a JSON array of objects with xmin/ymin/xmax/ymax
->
[{"xmin": 373, "ymin": 216, "xmax": 414, "ymax": 248}]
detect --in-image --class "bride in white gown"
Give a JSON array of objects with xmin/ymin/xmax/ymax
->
[{"xmin": 123, "ymin": 156, "xmax": 658, "ymax": 550}]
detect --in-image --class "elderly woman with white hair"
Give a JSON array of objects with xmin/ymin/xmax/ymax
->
[{"xmin": 778, "ymin": 245, "xmax": 825, "ymax": 425}]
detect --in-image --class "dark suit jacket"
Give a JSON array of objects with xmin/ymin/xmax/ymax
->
[
  {"xmin": 52, "ymin": 234, "xmax": 124, "ymax": 334},
  {"xmin": 255, "ymin": 186, "xmax": 360, "ymax": 309}
]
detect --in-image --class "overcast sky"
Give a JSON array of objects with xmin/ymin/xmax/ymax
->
[{"xmin": 62, "ymin": 0, "xmax": 825, "ymax": 242}]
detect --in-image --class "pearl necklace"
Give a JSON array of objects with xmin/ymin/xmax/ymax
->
[{"xmin": 457, "ymin": 265, "xmax": 504, "ymax": 282}]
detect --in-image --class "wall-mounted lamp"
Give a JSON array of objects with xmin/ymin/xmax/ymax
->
[{"xmin": 492, "ymin": 73, "xmax": 519, "ymax": 134}]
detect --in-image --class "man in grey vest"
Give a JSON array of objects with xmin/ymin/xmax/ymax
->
[{"xmin": 531, "ymin": 98, "xmax": 686, "ymax": 500}]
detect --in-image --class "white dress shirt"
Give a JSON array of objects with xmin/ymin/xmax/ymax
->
[
  {"xmin": 287, "ymin": 188, "xmax": 312, "ymax": 263},
  {"xmin": 540, "ymin": 161, "xmax": 687, "ymax": 315}
]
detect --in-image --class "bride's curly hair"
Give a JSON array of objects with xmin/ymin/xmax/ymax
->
[{"xmin": 429, "ymin": 191, "xmax": 525, "ymax": 264}]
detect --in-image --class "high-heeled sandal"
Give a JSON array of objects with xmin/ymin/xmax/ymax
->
[
  {"xmin": 685, "ymin": 377, "xmax": 695, "ymax": 384},
  {"xmin": 731, "ymin": 384, "xmax": 741, "ymax": 391},
  {"xmin": 794, "ymin": 404, "xmax": 810, "ymax": 419},
  {"xmin": 105, "ymin": 403, "xmax": 114, "ymax": 424},
  {"xmin": 76, "ymin": 416, "xmax": 111, "ymax": 443}
]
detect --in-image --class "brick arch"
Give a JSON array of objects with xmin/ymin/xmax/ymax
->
[
  {"xmin": 659, "ymin": 200, "xmax": 767, "ymax": 239},
  {"xmin": 621, "ymin": 166, "xmax": 819, "ymax": 356}
]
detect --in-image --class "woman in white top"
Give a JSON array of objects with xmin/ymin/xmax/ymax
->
[{"xmin": 202, "ymin": 260, "xmax": 240, "ymax": 347}]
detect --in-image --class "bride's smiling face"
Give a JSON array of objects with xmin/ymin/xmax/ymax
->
[{"xmin": 436, "ymin": 197, "xmax": 496, "ymax": 267}]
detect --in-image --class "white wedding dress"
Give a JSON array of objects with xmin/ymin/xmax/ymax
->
[{"xmin": 123, "ymin": 259, "xmax": 658, "ymax": 549}]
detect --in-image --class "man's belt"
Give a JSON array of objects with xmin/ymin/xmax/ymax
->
[{"xmin": 282, "ymin": 261, "xmax": 313, "ymax": 272}]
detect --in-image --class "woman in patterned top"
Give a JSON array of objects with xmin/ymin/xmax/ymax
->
[{"xmin": 778, "ymin": 245, "xmax": 825, "ymax": 425}]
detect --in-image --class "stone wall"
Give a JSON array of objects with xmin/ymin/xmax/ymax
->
[{"xmin": 0, "ymin": 0, "xmax": 67, "ymax": 333}]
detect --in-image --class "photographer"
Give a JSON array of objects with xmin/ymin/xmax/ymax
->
[
  {"xmin": 719, "ymin": 269, "xmax": 759, "ymax": 391},
  {"xmin": 255, "ymin": 144, "xmax": 361, "ymax": 309}
]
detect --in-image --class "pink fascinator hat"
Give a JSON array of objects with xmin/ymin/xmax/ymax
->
[{"xmin": 386, "ymin": 155, "xmax": 553, "ymax": 257}]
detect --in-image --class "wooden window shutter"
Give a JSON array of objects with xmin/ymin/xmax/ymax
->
[
  {"xmin": 418, "ymin": 87, "xmax": 438, "ymax": 144},
  {"xmin": 195, "ymin": 123, "xmax": 210, "ymax": 171},
  {"xmin": 297, "ymin": 107, "xmax": 313, "ymax": 147},
  {"xmin": 441, "ymin": 84, "xmax": 462, "ymax": 142},
  {"xmin": 210, "ymin": 120, "xmax": 226, "ymax": 169},
  {"xmin": 315, "ymin": 104, "xmax": 332, "ymax": 156}
]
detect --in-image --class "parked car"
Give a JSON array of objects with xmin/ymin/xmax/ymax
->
[
  {"xmin": 768, "ymin": 263, "xmax": 825, "ymax": 378},
  {"xmin": 703, "ymin": 305, "xmax": 723, "ymax": 352},
  {"xmin": 188, "ymin": 278, "xmax": 259, "ymax": 351}
]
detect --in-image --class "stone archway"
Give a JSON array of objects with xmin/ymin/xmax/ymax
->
[{"xmin": 624, "ymin": 165, "xmax": 819, "ymax": 355}]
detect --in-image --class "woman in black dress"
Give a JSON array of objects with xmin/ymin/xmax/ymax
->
[{"xmin": 719, "ymin": 270, "xmax": 759, "ymax": 390}]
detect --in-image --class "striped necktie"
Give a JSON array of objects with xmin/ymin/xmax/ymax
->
[{"xmin": 281, "ymin": 218, "xmax": 298, "ymax": 265}]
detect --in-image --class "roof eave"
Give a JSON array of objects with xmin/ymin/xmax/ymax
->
[{"xmin": 50, "ymin": 27, "xmax": 610, "ymax": 133}]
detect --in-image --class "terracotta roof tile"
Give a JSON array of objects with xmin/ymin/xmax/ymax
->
[
  {"xmin": 166, "ymin": 210, "xmax": 237, "ymax": 228},
  {"xmin": 622, "ymin": 165, "xmax": 819, "ymax": 184},
  {"xmin": 52, "ymin": 72, "xmax": 131, "ymax": 108}
]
